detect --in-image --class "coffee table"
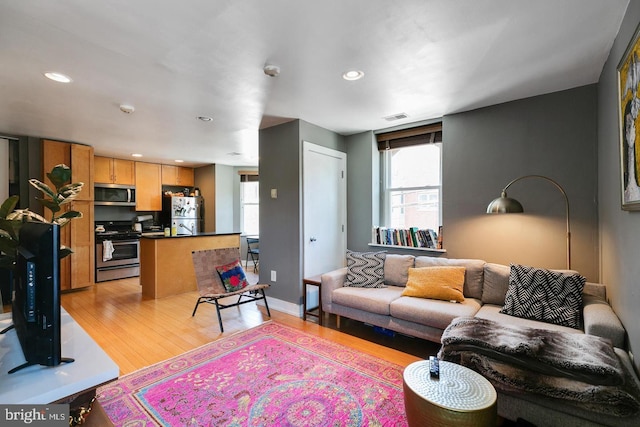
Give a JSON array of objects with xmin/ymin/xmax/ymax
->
[{"xmin": 403, "ymin": 359, "xmax": 497, "ymax": 427}]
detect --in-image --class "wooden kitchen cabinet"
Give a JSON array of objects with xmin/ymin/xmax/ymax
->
[
  {"xmin": 161, "ymin": 165, "xmax": 194, "ymax": 187},
  {"xmin": 69, "ymin": 200, "xmax": 94, "ymax": 289},
  {"xmin": 135, "ymin": 162, "xmax": 162, "ymax": 211},
  {"xmin": 42, "ymin": 140, "xmax": 95, "ymax": 290},
  {"xmin": 94, "ymin": 156, "xmax": 135, "ymax": 185}
]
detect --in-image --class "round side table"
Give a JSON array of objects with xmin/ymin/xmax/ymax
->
[{"xmin": 403, "ymin": 360, "xmax": 497, "ymax": 427}]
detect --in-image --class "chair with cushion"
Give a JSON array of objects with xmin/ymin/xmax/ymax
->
[
  {"xmin": 246, "ymin": 236, "xmax": 259, "ymax": 272},
  {"xmin": 191, "ymin": 247, "xmax": 270, "ymax": 332}
]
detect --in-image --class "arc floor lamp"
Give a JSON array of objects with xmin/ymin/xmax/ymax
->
[{"xmin": 486, "ymin": 175, "xmax": 571, "ymax": 269}]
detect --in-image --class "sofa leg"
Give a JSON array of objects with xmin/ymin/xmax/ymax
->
[{"xmin": 337, "ymin": 315, "xmax": 341, "ymax": 329}]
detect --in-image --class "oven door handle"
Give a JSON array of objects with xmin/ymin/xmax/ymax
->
[{"xmin": 109, "ymin": 240, "xmax": 139, "ymax": 246}]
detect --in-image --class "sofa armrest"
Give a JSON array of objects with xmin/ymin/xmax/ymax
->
[
  {"xmin": 583, "ymin": 294, "xmax": 625, "ymax": 348},
  {"xmin": 321, "ymin": 267, "xmax": 347, "ymax": 311}
]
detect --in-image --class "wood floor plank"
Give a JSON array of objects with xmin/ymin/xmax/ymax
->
[{"xmin": 60, "ymin": 278, "xmax": 426, "ymax": 376}]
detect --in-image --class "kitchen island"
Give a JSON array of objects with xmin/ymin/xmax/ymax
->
[{"xmin": 140, "ymin": 232, "xmax": 241, "ymax": 299}]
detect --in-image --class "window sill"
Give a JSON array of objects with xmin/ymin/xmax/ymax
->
[{"xmin": 368, "ymin": 243, "xmax": 446, "ymax": 254}]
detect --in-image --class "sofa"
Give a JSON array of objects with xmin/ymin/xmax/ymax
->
[{"xmin": 320, "ymin": 253, "xmax": 640, "ymax": 427}]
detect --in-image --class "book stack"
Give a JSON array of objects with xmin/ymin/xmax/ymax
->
[{"xmin": 372, "ymin": 226, "xmax": 442, "ymax": 249}]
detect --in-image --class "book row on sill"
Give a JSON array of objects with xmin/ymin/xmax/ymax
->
[{"xmin": 372, "ymin": 226, "xmax": 443, "ymax": 249}]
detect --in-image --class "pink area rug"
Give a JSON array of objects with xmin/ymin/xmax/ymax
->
[{"xmin": 97, "ymin": 322, "xmax": 409, "ymax": 426}]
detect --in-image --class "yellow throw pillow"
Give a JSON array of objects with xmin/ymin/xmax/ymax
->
[{"xmin": 402, "ymin": 266, "xmax": 466, "ymax": 302}]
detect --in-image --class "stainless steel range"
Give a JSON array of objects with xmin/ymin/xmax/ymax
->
[{"xmin": 95, "ymin": 221, "xmax": 141, "ymax": 282}]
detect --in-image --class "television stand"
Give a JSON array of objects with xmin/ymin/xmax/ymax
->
[
  {"xmin": 0, "ymin": 307, "xmax": 118, "ymax": 405},
  {"xmin": 8, "ymin": 356, "xmax": 75, "ymax": 374}
]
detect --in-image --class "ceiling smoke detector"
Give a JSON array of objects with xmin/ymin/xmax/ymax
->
[
  {"xmin": 119, "ymin": 104, "xmax": 135, "ymax": 114},
  {"xmin": 263, "ymin": 64, "xmax": 280, "ymax": 77}
]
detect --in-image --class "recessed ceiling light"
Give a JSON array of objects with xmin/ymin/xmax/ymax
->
[
  {"xmin": 44, "ymin": 72, "xmax": 72, "ymax": 83},
  {"xmin": 342, "ymin": 70, "xmax": 364, "ymax": 81},
  {"xmin": 119, "ymin": 104, "xmax": 135, "ymax": 114},
  {"xmin": 174, "ymin": 159, "xmax": 184, "ymax": 163},
  {"xmin": 132, "ymin": 153, "xmax": 143, "ymax": 158},
  {"xmin": 197, "ymin": 116, "xmax": 213, "ymax": 122}
]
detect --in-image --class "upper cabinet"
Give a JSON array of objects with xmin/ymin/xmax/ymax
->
[
  {"xmin": 161, "ymin": 165, "xmax": 194, "ymax": 187},
  {"xmin": 42, "ymin": 140, "xmax": 94, "ymax": 201},
  {"xmin": 94, "ymin": 156, "xmax": 135, "ymax": 185},
  {"xmin": 135, "ymin": 162, "xmax": 162, "ymax": 211}
]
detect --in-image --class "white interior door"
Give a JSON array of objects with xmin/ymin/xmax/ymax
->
[{"xmin": 303, "ymin": 141, "xmax": 347, "ymax": 279}]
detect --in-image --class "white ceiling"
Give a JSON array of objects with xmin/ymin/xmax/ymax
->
[{"xmin": 0, "ymin": 0, "xmax": 629, "ymax": 167}]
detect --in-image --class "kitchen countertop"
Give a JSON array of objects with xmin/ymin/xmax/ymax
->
[{"xmin": 141, "ymin": 231, "xmax": 241, "ymax": 239}]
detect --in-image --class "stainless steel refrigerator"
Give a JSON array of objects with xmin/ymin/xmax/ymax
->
[{"xmin": 162, "ymin": 196, "xmax": 204, "ymax": 235}]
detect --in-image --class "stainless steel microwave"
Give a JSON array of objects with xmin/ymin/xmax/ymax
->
[{"xmin": 94, "ymin": 184, "xmax": 136, "ymax": 206}]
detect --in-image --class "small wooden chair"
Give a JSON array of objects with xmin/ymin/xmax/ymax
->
[{"xmin": 191, "ymin": 247, "xmax": 270, "ymax": 332}]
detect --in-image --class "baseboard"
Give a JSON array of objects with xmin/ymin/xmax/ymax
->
[{"xmin": 257, "ymin": 297, "xmax": 301, "ymax": 318}]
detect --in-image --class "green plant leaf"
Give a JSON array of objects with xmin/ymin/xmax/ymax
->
[
  {"xmin": 0, "ymin": 232, "xmax": 19, "ymax": 254},
  {"xmin": 0, "ymin": 219, "xmax": 21, "ymax": 241},
  {"xmin": 47, "ymin": 164, "xmax": 72, "ymax": 189},
  {"xmin": 7, "ymin": 209, "xmax": 47, "ymax": 223},
  {"xmin": 29, "ymin": 179, "xmax": 57, "ymax": 201},
  {"xmin": 36, "ymin": 198, "xmax": 61, "ymax": 213},
  {"xmin": 59, "ymin": 246, "xmax": 73, "ymax": 259},
  {"xmin": 0, "ymin": 195, "xmax": 19, "ymax": 219},
  {"xmin": 0, "ymin": 255, "xmax": 15, "ymax": 270},
  {"xmin": 58, "ymin": 210, "xmax": 83, "ymax": 220},
  {"xmin": 57, "ymin": 182, "xmax": 84, "ymax": 205}
]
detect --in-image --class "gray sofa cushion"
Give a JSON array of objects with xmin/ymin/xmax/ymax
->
[
  {"xmin": 390, "ymin": 296, "xmax": 482, "ymax": 330},
  {"xmin": 415, "ymin": 256, "xmax": 485, "ymax": 299},
  {"xmin": 332, "ymin": 285, "xmax": 404, "ymax": 315},
  {"xmin": 384, "ymin": 254, "xmax": 414, "ymax": 286},
  {"xmin": 482, "ymin": 262, "xmax": 510, "ymax": 305},
  {"xmin": 583, "ymin": 294, "xmax": 625, "ymax": 348},
  {"xmin": 475, "ymin": 304, "xmax": 584, "ymax": 336}
]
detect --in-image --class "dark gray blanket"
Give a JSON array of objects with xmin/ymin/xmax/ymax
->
[{"xmin": 439, "ymin": 317, "xmax": 640, "ymax": 417}]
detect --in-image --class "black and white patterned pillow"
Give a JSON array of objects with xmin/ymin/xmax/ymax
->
[
  {"xmin": 500, "ymin": 264, "xmax": 586, "ymax": 329},
  {"xmin": 345, "ymin": 250, "xmax": 386, "ymax": 288}
]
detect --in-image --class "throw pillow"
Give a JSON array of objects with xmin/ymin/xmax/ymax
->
[
  {"xmin": 401, "ymin": 266, "xmax": 466, "ymax": 302},
  {"xmin": 383, "ymin": 254, "xmax": 414, "ymax": 286},
  {"xmin": 500, "ymin": 264, "xmax": 586, "ymax": 329},
  {"xmin": 216, "ymin": 260, "xmax": 250, "ymax": 292},
  {"xmin": 345, "ymin": 250, "xmax": 386, "ymax": 288}
]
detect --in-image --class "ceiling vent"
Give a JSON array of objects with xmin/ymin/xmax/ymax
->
[{"xmin": 383, "ymin": 112, "xmax": 408, "ymax": 121}]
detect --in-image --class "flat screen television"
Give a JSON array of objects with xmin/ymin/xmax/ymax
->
[{"xmin": 3, "ymin": 221, "xmax": 73, "ymax": 374}]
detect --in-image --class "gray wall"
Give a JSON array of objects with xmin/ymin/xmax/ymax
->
[
  {"xmin": 259, "ymin": 120, "xmax": 345, "ymax": 305},
  {"xmin": 214, "ymin": 164, "xmax": 235, "ymax": 232},
  {"xmin": 344, "ymin": 86, "xmax": 599, "ymax": 280},
  {"xmin": 443, "ymin": 86, "xmax": 599, "ymax": 280},
  {"xmin": 598, "ymin": 0, "xmax": 640, "ymax": 369},
  {"xmin": 346, "ymin": 130, "xmax": 379, "ymax": 251}
]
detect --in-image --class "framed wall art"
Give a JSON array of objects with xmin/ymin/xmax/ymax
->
[{"xmin": 618, "ymin": 23, "xmax": 640, "ymax": 211}]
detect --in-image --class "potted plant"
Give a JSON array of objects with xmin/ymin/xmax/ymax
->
[{"xmin": 0, "ymin": 164, "xmax": 84, "ymax": 300}]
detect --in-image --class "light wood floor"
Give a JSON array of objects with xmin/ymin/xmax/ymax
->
[{"xmin": 61, "ymin": 277, "xmax": 426, "ymax": 376}]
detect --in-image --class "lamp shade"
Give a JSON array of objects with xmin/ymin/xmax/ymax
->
[{"xmin": 486, "ymin": 193, "xmax": 524, "ymax": 214}]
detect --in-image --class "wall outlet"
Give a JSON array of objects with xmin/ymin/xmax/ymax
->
[{"xmin": 271, "ymin": 270, "xmax": 277, "ymax": 281}]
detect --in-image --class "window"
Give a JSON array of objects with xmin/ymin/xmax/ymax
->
[
  {"xmin": 378, "ymin": 124, "xmax": 442, "ymax": 231},
  {"xmin": 240, "ymin": 173, "xmax": 259, "ymax": 235}
]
